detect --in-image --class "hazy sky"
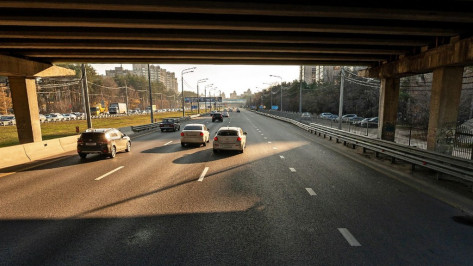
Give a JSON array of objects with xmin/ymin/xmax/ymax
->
[{"xmin": 91, "ymin": 64, "xmax": 300, "ymax": 97}]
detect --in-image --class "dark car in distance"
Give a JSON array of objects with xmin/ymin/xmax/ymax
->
[
  {"xmin": 212, "ymin": 113, "xmax": 223, "ymax": 122},
  {"xmin": 77, "ymin": 128, "xmax": 131, "ymax": 159},
  {"xmin": 159, "ymin": 118, "xmax": 181, "ymax": 132}
]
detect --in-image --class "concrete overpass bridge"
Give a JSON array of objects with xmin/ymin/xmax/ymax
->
[{"xmin": 1, "ymin": 1, "xmax": 473, "ymax": 156}]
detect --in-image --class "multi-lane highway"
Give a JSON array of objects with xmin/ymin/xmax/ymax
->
[{"xmin": 0, "ymin": 110, "xmax": 472, "ymax": 265}]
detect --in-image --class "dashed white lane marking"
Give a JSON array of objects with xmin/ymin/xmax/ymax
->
[
  {"xmin": 280, "ymin": 155, "xmax": 285, "ymax": 159},
  {"xmin": 261, "ymin": 134, "xmax": 264, "ymax": 135},
  {"xmin": 273, "ymin": 147, "xmax": 278, "ymax": 150},
  {"xmin": 268, "ymin": 141, "xmax": 272, "ymax": 144},
  {"xmin": 264, "ymin": 137, "xmax": 267, "ymax": 139},
  {"xmin": 289, "ymin": 167, "xmax": 296, "ymax": 172},
  {"xmin": 95, "ymin": 166, "xmax": 124, "ymax": 181},
  {"xmin": 164, "ymin": 141, "xmax": 173, "ymax": 146},
  {"xmin": 338, "ymin": 228, "xmax": 361, "ymax": 246},
  {"xmin": 305, "ymin": 188, "xmax": 317, "ymax": 196},
  {"xmin": 198, "ymin": 167, "xmax": 209, "ymax": 182}
]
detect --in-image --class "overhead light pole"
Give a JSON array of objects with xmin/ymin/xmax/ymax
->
[
  {"xmin": 263, "ymin": 82, "xmax": 273, "ymax": 109},
  {"xmin": 197, "ymin": 78, "xmax": 208, "ymax": 114},
  {"xmin": 270, "ymin": 75, "xmax": 283, "ymax": 111},
  {"xmin": 204, "ymin": 83, "xmax": 213, "ymax": 113},
  {"xmin": 181, "ymin": 67, "xmax": 196, "ymax": 117}
]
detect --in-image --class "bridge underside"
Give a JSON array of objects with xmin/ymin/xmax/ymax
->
[{"xmin": 0, "ymin": 1, "xmax": 472, "ymax": 154}]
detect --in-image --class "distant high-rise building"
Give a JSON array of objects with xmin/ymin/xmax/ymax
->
[
  {"xmin": 129, "ymin": 64, "xmax": 178, "ymax": 92},
  {"xmin": 303, "ymin": 66, "xmax": 363, "ymax": 84},
  {"xmin": 230, "ymin": 90, "xmax": 237, "ymax": 99},
  {"xmin": 105, "ymin": 66, "xmax": 131, "ymax": 77}
]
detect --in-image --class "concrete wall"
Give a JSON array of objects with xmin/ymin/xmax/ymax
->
[{"xmin": 0, "ymin": 135, "xmax": 79, "ymax": 169}]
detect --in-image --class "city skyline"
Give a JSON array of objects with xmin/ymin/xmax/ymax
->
[{"xmin": 92, "ymin": 64, "xmax": 301, "ymax": 97}]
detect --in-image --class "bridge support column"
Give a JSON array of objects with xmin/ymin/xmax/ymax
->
[
  {"xmin": 426, "ymin": 67, "xmax": 463, "ymax": 154},
  {"xmin": 8, "ymin": 76, "xmax": 42, "ymax": 143},
  {"xmin": 378, "ymin": 77, "xmax": 400, "ymax": 141}
]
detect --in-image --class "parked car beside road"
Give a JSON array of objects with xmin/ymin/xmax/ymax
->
[{"xmin": 0, "ymin": 115, "xmax": 16, "ymax": 126}]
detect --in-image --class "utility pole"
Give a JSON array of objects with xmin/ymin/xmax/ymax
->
[
  {"xmin": 338, "ymin": 68, "xmax": 345, "ymax": 130},
  {"xmin": 124, "ymin": 80, "xmax": 129, "ymax": 116},
  {"xmin": 81, "ymin": 64, "xmax": 92, "ymax": 128},
  {"xmin": 299, "ymin": 65, "xmax": 303, "ymax": 113},
  {"xmin": 147, "ymin": 64, "xmax": 154, "ymax": 123}
]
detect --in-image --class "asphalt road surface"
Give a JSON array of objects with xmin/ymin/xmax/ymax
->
[{"xmin": 0, "ymin": 109, "xmax": 472, "ymax": 265}]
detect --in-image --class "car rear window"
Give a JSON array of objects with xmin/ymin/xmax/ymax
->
[
  {"xmin": 80, "ymin": 132, "xmax": 107, "ymax": 141},
  {"xmin": 217, "ymin": 130, "xmax": 238, "ymax": 136},
  {"xmin": 184, "ymin": 125, "xmax": 202, "ymax": 130},
  {"xmin": 163, "ymin": 119, "xmax": 174, "ymax": 123}
]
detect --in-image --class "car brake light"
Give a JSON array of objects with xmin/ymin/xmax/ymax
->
[
  {"xmin": 77, "ymin": 138, "xmax": 83, "ymax": 144},
  {"xmin": 180, "ymin": 132, "xmax": 185, "ymax": 136},
  {"xmin": 200, "ymin": 132, "xmax": 204, "ymax": 136},
  {"xmin": 214, "ymin": 136, "xmax": 218, "ymax": 141},
  {"xmin": 237, "ymin": 137, "xmax": 242, "ymax": 142}
]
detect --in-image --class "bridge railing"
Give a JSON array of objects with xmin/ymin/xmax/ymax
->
[
  {"xmin": 260, "ymin": 110, "xmax": 473, "ymax": 160},
  {"xmin": 256, "ymin": 110, "xmax": 473, "ymax": 189}
]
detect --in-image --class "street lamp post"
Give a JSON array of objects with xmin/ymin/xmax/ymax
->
[
  {"xmin": 270, "ymin": 75, "xmax": 283, "ymax": 111},
  {"xmin": 181, "ymin": 67, "xmax": 196, "ymax": 117},
  {"xmin": 197, "ymin": 78, "xmax": 208, "ymax": 114},
  {"xmin": 204, "ymin": 83, "xmax": 213, "ymax": 113}
]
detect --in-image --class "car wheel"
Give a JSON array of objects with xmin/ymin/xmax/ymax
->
[
  {"xmin": 203, "ymin": 141, "xmax": 206, "ymax": 147},
  {"xmin": 125, "ymin": 142, "xmax": 131, "ymax": 152},
  {"xmin": 213, "ymin": 149, "xmax": 218, "ymax": 153},
  {"xmin": 181, "ymin": 142, "xmax": 185, "ymax": 147},
  {"xmin": 78, "ymin": 152, "xmax": 87, "ymax": 159},
  {"xmin": 109, "ymin": 146, "xmax": 116, "ymax": 158},
  {"xmin": 161, "ymin": 129, "xmax": 164, "ymax": 132}
]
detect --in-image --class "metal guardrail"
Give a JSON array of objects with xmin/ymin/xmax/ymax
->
[
  {"xmin": 256, "ymin": 111, "xmax": 473, "ymax": 188},
  {"xmin": 131, "ymin": 123, "xmax": 160, "ymax": 132}
]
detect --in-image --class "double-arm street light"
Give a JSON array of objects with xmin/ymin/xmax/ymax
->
[
  {"xmin": 263, "ymin": 82, "xmax": 274, "ymax": 109},
  {"xmin": 197, "ymin": 78, "xmax": 208, "ymax": 114},
  {"xmin": 204, "ymin": 83, "xmax": 213, "ymax": 113},
  {"xmin": 270, "ymin": 75, "xmax": 283, "ymax": 111},
  {"xmin": 181, "ymin": 67, "xmax": 196, "ymax": 117}
]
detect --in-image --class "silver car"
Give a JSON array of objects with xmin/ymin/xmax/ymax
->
[
  {"xmin": 180, "ymin": 124, "xmax": 210, "ymax": 147},
  {"xmin": 213, "ymin": 127, "xmax": 247, "ymax": 153}
]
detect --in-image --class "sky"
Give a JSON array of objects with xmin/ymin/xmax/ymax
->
[{"xmin": 91, "ymin": 64, "xmax": 300, "ymax": 97}]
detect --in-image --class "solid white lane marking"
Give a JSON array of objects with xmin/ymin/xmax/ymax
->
[
  {"xmin": 306, "ymin": 188, "xmax": 317, "ymax": 196},
  {"xmin": 280, "ymin": 155, "xmax": 285, "ymax": 159},
  {"xmin": 95, "ymin": 166, "xmax": 124, "ymax": 181},
  {"xmin": 164, "ymin": 141, "xmax": 173, "ymax": 146},
  {"xmin": 338, "ymin": 228, "xmax": 361, "ymax": 246},
  {"xmin": 290, "ymin": 168, "xmax": 296, "ymax": 172},
  {"xmin": 198, "ymin": 167, "xmax": 209, "ymax": 182}
]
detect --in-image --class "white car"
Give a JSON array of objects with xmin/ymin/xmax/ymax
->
[
  {"xmin": 180, "ymin": 124, "xmax": 210, "ymax": 147},
  {"xmin": 213, "ymin": 127, "xmax": 247, "ymax": 153}
]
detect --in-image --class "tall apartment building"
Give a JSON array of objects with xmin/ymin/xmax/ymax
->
[
  {"xmin": 302, "ymin": 66, "xmax": 365, "ymax": 84},
  {"xmin": 105, "ymin": 64, "xmax": 178, "ymax": 93},
  {"xmin": 105, "ymin": 66, "xmax": 131, "ymax": 77}
]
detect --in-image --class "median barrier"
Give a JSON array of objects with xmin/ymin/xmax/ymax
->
[
  {"xmin": 23, "ymin": 139, "xmax": 64, "ymax": 161},
  {"xmin": 59, "ymin": 135, "xmax": 80, "ymax": 152},
  {"xmin": 0, "ymin": 145, "xmax": 30, "ymax": 169},
  {"xmin": 119, "ymin": 126, "xmax": 134, "ymax": 137}
]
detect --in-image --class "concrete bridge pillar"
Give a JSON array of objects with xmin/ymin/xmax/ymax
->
[
  {"xmin": 378, "ymin": 77, "xmax": 400, "ymax": 141},
  {"xmin": 426, "ymin": 66, "xmax": 464, "ymax": 154},
  {"xmin": 8, "ymin": 76, "xmax": 42, "ymax": 144}
]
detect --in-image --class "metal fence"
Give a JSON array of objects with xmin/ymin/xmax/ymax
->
[
  {"xmin": 453, "ymin": 125, "xmax": 473, "ymax": 160},
  {"xmin": 259, "ymin": 110, "xmax": 473, "ymax": 160}
]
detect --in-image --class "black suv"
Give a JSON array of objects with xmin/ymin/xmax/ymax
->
[
  {"xmin": 212, "ymin": 113, "xmax": 223, "ymax": 122},
  {"xmin": 77, "ymin": 128, "xmax": 131, "ymax": 159}
]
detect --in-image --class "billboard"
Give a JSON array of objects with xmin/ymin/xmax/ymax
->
[{"xmin": 185, "ymin": 97, "xmax": 222, "ymax": 103}]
